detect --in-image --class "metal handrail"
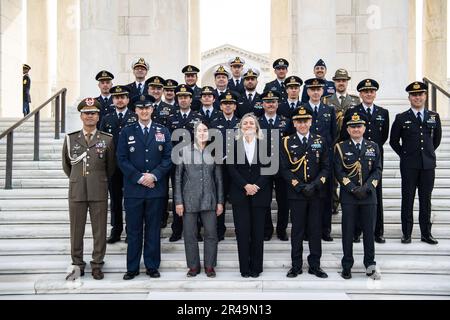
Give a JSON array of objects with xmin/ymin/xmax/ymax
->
[
  {"xmin": 0, "ymin": 88, "xmax": 67, "ymax": 189},
  {"xmin": 423, "ymin": 77, "xmax": 450, "ymax": 112}
]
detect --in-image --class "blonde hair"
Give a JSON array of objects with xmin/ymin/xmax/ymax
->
[{"xmin": 235, "ymin": 113, "xmax": 264, "ymax": 140}]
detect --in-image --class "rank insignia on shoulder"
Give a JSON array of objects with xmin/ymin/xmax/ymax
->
[
  {"xmin": 343, "ymin": 177, "xmax": 351, "ymax": 186},
  {"xmin": 372, "ymin": 180, "xmax": 378, "ymax": 188},
  {"xmin": 320, "ymin": 177, "xmax": 326, "ymax": 184}
]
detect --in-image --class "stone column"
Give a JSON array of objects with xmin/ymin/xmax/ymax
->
[
  {"xmin": 27, "ymin": 0, "xmax": 51, "ymax": 116},
  {"xmin": 0, "ymin": 0, "xmax": 24, "ymax": 118},
  {"xmin": 189, "ymin": 0, "xmax": 201, "ymax": 71},
  {"xmin": 270, "ymin": 0, "xmax": 293, "ymax": 69},
  {"xmin": 408, "ymin": 0, "xmax": 416, "ymax": 83}
]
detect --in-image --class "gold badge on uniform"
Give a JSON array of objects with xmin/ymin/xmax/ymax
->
[
  {"xmin": 292, "ymin": 179, "xmax": 299, "ymax": 187},
  {"xmin": 320, "ymin": 177, "xmax": 326, "ymax": 184},
  {"xmin": 372, "ymin": 180, "xmax": 378, "ymax": 188},
  {"xmin": 343, "ymin": 177, "xmax": 351, "ymax": 186}
]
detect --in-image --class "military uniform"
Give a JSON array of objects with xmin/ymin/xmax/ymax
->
[
  {"xmin": 62, "ymin": 98, "xmax": 115, "ymax": 278},
  {"xmin": 237, "ymin": 68, "xmax": 264, "ymax": 118},
  {"xmin": 23, "ymin": 64, "xmax": 31, "ymax": 116},
  {"xmin": 95, "ymin": 70, "xmax": 115, "ymax": 127},
  {"xmin": 301, "ymin": 59, "xmax": 336, "ymax": 104},
  {"xmin": 264, "ymin": 58, "xmax": 290, "ymax": 102},
  {"xmin": 228, "ymin": 57, "xmax": 246, "ymax": 95},
  {"xmin": 153, "ymin": 100, "xmax": 177, "ymax": 127},
  {"xmin": 335, "ymin": 113, "xmax": 382, "ymax": 277},
  {"xmin": 182, "ymin": 65, "xmax": 202, "ymax": 111},
  {"xmin": 198, "ymin": 86, "xmax": 222, "ymax": 124},
  {"xmin": 127, "ymin": 58, "xmax": 150, "ymax": 104},
  {"xmin": 280, "ymin": 107, "xmax": 329, "ymax": 278},
  {"xmin": 323, "ymin": 93, "xmax": 360, "ymax": 138},
  {"xmin": 390, "ymin": 81, "xmax": 442, "ymax": 244}
]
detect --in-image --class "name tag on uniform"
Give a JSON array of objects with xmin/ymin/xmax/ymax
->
[{"xmin": 155, "ymin": 132, "xmax": 165, "ymax": 142}]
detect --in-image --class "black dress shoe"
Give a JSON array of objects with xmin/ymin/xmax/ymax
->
[
  {"xmin": 308, "ymin": 267, "xmax": 328, "ymax": 278},
  {"xmin": 353, "ymin": 235, "xmax": 361, "ymax": 243},
  {"xmin": 123, "ymin": 271, "xmax": 139, "ymax": 280},
  {"xmin": 107, "ymin": 235, "xmax": 121, "ymax": 244},
  {"xmin": 146, "ymin": 269, "xmax": 161, "ymax": 278},
  {"xmin": 277, "ymin": 234, "xmax": 289, "ymax": 241},
  {"xmin": 250, "ymin": 271, "xmax": 260, "ymax": 278},
  {"xmin": 160, "ymin": 220, "xmax": 167, "ymax": 228},
  {"xmin": 375, "ymin": 236, "xmax": 386, "ymax": 243},
  {"xmin": 186, "ymin": 268, "xmax": 200, "ymax": 277},
  {"xmin": 322, "ymin": 235, "xmax": 334, "ymax": 242},
  {"xmin": 264, "ymin": 235, "xmax": 272, "ymax": 241},
  {"xmin": 241, "ymin": 272, "xmax": 250, "ymax": 278},
  {"xmin": 92, "ymin": 268, "xmax": 104, "ymax": 280},
  {"xmin": 218, "ymin": 236, "xmax": 225, "ymax": 242},
  {"xmin": 421, "ymin": 235, "xmax": 438, "ymax": 245},
  {"xmin": 169, "ymin": 234, "xmax": 182, "ymax": 242},
  {"xmin": 401, "ymin": 235, "xmax": 411, "ymax": 244},
  {"xmin": 341, "ymin": 269, "xmax": 352, "ymax": 280},
  {"xmin": 286, "ymin": 267, "xmax": 302, "ymax": 278}
]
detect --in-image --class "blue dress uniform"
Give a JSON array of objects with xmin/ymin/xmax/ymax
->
[
  {"xmin": 198, "ymin": 86, "xmax": 221, "ymax": 125},
  {"xmin": 341, "ymin": 80, "xmax": 389, "ymax": 242},
  {"xmin": 237, "ymin": 92, "xmax": 264, "ymax": 118},
  {"xmin": 23, "ymin": 64, "xmax": 31, "ymax": 116},
  {"xmin": 335, "ymin": 113, "xmax": 382, "ymax": 278},
  {"xmin": 390, "ymin": 81, "xmax": 442, "ymax": 244},
  {"xmin": 258, "ymin": 90, "xmax": 291, "ymax": 241},
  {"xmin": 100, "ymin": 106, "xmax": 138, "ymax": 242},
  {"xmin": 264, "ymin": 58, "xmax": 290, "ymax": 102},
  {"xmin": 152, "ymin": 100, "xmax": 177, "ymax": 127},
  {"xmin": 277, "ymin": 76, "xmax": 303, "ymax": 118},
  {"xmin": 95, "ymin": 70, "xmax": 115, "ymax": 127},
  {"xmin": 280, "ymin": 107, "xmax": 329, "ymax": 278},
  {"xmin": 228, "ymin": 57, "xmax": 246, "ymax": 95},
  {"xmin": 117, "ymin": 98, "xmax": 172, "ymax": 278},
  {"xmin": 182, "ymin": 65, "xmax": 202, "ymax": 111},
  {"xmin": 301, "ymin": 60, "xmax": 336, "ymax": 104}
]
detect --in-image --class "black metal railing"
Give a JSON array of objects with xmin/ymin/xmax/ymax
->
[
  {"xmin": 0, "ymin": 88, "xmax": 67, "ymax": 189},
  {"xmin": 423, "ymin": 77, "xmax": 450, "ymax": 112}
]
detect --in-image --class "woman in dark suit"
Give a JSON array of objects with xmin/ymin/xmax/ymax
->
[
  {"xmin": 227, "ymin": 113, "xmax": 272, "ymax": 278},
  {"xmin": 175, "ymin": 121, "xmax": 224, "ymax": 278}
]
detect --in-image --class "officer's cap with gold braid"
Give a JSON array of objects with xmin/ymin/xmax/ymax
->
[
  {"xmin": 78, "ymin": 98, "xmax": 101, "ymax": 113},
  {"xmin": 219, "ymin": 91, "xmax": 237, "ymax": 103},
  {"xmin": 357, "ymin": 79, "xmax": 379, "ymax": 92},
  {"xmin": 228, "ymin": 57, "xmax": 245, "ymax": 67},
  {"xmin": 405, "ymin": 81, "xmax": 427, "ymax": 94},
  {"xmin": 273, "ymin": 58, "xmax": 289, "ymax": 69},
  {"xmin": 305, "ymin": 78, "xmax": 325, "ymax": 88},
  {"xmin": 285, "ymin": 76, "xmax": 304, "ymax": 87},
  {"xmin": 164, "ymin": 79, "xmax": 178, "ymax": 90},
  {"xmin": 243, "ymin": 68, "xmax": 260, "ymax": 79},
  {"xmin": 175, "ymin": 84, "xmax": 194, "ymax": 97},
  {"xmin": 214, "ymin": 65, "xmax": 230, "ymax": 78},
  {"xmin": 182, "ymin": 65, "xmax": 200, "ymax": 75},
  {"xmin": 292, "ymin": 106, "xmax": 313, "ymax": 121},
  {"xmin": 132, "ymin": 57, "xmax": 149, "ymax": 70},
  {"xmin": 261, "ymin": 90, "xmax": 281, "ymax": 101},
  {"xmin": 23, "ymin": 64, "xmax": 31, "ymax": 71},
  {"xmin": 345, "ymin": 112, "xmax": 368, "ymax": 127},
  {"xmin": 146, "ymin": 76, "xmax": 165, "ymax": 88},
  {"xmin": 95, "ymin": 70, "xmax": 114, "ymax": 81},
  {"xmin": 110, "ymin": 85, "xmax": 130, "ymax": 97},
  {"xmin": 201, "ymin": 86, "xmax": 215, "ymax": 96}
]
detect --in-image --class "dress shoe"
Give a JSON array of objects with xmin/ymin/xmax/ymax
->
[
  {"xmin": 401, "ymin": 235, "xmax": 411, "ymax": 244},
  {"xmin": 375, "ymin": 236, "xmax": 386, "ymax": 243},
  {"xmin": 205, "ymin": 267, "xmax": 216, "ymax": 278},
  {"xmin": 341, "ymin": 268, "xmax": 352, "ymax": 280},
  {"xmin": 366, "ymin": 268, "xmax": 381, "ymax": 280},
  {"xmin": 160, "ymin": 220, "xmax": 167, "ymax": 229},
  {"xmin": 421, "ymin": 235, "xmax": 438, "ymax": 245},
  {"xmin": 250, "ymin": 271, "xmax": 260, "ymax": 278},
  {"xmin": 123, "ymin": 271, "xmax": 139, "ymax": 280},
  {"xmin": 169, "ymin": 234, "xmax": 182, "ymax": 242},
  {"xmin": 92, "ymin": 268, "xmax": 104, "ymax": 280},
  {"xmin": 146, "ymin": 269, "xmax": 161, "ymax": 278},
  {"xmin": 322, "ymin": 234, "xmax": 334, "ymax": 242},
  {"xmin": 107, "ymin": 234, "xmax": 121, "ymax": 244},
  {"xmin": 264, "ymin": 235, "xmax": 272, "ymax": 241},
  {"xmin": 353, "ymin": 235, "xmax": 361, "ymax": 243},
  {"xmin": 186, "ymin": 268, "xmax": 200, "ymax": 277},
  {"xmin": 286, "ymin": 267, "xmax": 302, "ymax": 278},
  {"xmin": 218, "ymin": 236, "xmax": 225, "ymax": 242},
  {"xmin": 308, "ymin": 267, "xmax": 328, "ymax": 279},
  {"xmin": 65, "ymin": 267, "xmax": 84, "ymax": 281},
  {"xmin": 241, "ymin": 272, "xmax": 250, "ymax": 278},
  {"xmin": 277, "ymin": 233, "xmax": 289, "ymax": 241}
]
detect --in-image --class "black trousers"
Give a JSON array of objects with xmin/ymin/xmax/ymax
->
[
  {"xmin": 161, "ymin": 173, "xmax": 171, "ymax": 226},
  {"xmin": 217, "ymin": 167, "xmax": 230, "ymax": 238},
  {"xmin": 232, "ymin": 203, "xmax": 266, "ymax": 275},
  {"xmin": 108, "ymin": 167, "xmax": 124, "ymax": 235},
  {"xmin": 289, "ymin": 199, "xmax": 322, "ymax": 269},
  {"xmin": 321, "ymin": 152, "xmax": 334, "ymax": 237},
  {"xmin": 341, "ymin": 203, "xmax": 376, "ymax": 270},
  {"xmin": 264, "ymin": 176, "xmax": 289, "ymax": 238},
  {"xmin": 400, "ymin": 166, "xmax": 435, "ymax": 238},
  {"xmin": 355, "ymin": 177, "xmax": 384, "ymax": 238}
]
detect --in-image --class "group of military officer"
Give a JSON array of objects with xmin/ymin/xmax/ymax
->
[{"xmin": 63, "ymin": 55, "xmax": 442, "ymax": 281}]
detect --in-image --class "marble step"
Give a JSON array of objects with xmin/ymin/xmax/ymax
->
[
  {"xmin": 1, "ymin": 238, "xmax": 449, "ymax": 256},
  {"xmin": 1, "ymin": 223, "xmax": 449, "ymax": 239}
]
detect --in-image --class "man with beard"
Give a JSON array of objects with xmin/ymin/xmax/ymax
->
[
  {"xmin": 264, "ymin": 58, "xmax": 289, "ymax": 102},
  {"xmin": 301, "ymin": 59, "xmax": 336, "ymax": 104},
  {"xmin": 182, "ymin": 65, "xmax": 202, "ymax": 111},
  {"xmin": 237, "ymin": 68, "xmax": 264, "ymax": 118}
]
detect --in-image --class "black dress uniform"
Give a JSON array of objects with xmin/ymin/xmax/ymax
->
[
  {"xmin": 152, "ymin": 100, "xmax": 177, "ymax": 127},
  {"xmin": 95, "ymin": 70, "xmax": 115, "ymax": 127},
  {"xmin": 390, "ymin": 81, "xmax": 442, "ymax": 244},
  {"xmin": 277, "ymin": 76, "xmax": 303, "ymax": 118},
  {"xmin": 182, "ymin": 65, "xmax": 202, "ymax": 111},
  {"xmin": 335, "ymin": 113, "xmax": 382, "ymax": 276},
  {"xmin": 198, "ymin": 86, "xmax": 221, "ymax": 125},
  {"xmin": 23, "ymin": 64, "xmax": 31, "ymax": 116},
  {"xmin": 228, "ymin": 57, "xmax": 246, "ymax": 95},
  {"xmin": 264, "ymin": 58, "xmax": 290, "ymax": 102},
  {"xmin": 280, "ymin": 107, "xmax": 330, "ymax": 278},
  {"xmin": 127, "ymin": 58, "xmax": 150, "ymax": 104},
  {"xmin": 237, "ymin": 91, "xmax": 264, "ymax": 118}
]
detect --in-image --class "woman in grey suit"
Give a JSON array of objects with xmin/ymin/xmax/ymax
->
[{"xmin": 175, "ymin": 121, "xmax": 224, "ymax": 278}]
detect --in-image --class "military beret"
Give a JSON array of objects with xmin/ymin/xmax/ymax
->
[
  {"xmin": 405, "ymin": 81, "xmax": 427, "ymax": 94},
  {"xmin": 131, "ymin": 58, "xmax": 149, "ymax": 70},
  {"xmin": 131, "ymin": 95, "xmax": 156, "ymax": 108},
  {"xmin": 305, "ymin": 78, "xmax": 326, "ymax": 88},
  {"xmin": 243, "ymin": 68, "xmax": 260, "ymax": 79},
  {"xmin": 228, "ymin": 57, "xmax": 245, "ymax": 67},
  {"xmin": 182, "ymin": 65, "xmax": 200, "ymax": 74},
  {"xmin": 175, "ymin": 84, "xmax": 194, "ymax": 96},
  {"xmin": 78, "ymin": 98, "xmax": 101, "ymax": 113},
  {"xmin": 95, "ymin": 70, "xmax": 114, "ymax": 81},
  {"xmin": 261, "ymin": 90, "xmax": 281, "ymax": 101},
  {"xmin": 164, "ymin": 79, "xmax": 178, "ymax": 89},
  {"xmin": 285, "ymin": 76, "xmax": 304, "ymax": 87},
  {"xmin": 332, "ymin": 68, "xmax": 351, "ymax": 81},
  {"xmin": 219, "ymin": 90, "xmax": 238, "ymax": 103},
  {"xmin": 345, "ymin": 112, "xmax": 368, "ymax": 127},
  {"xmin": 110, "ymin": 85, "xmax": 130, "ymax": 96},
  {"xmin": 292, "ymin": 106, "xmax": 313, "ymax": 121},
  {"xmin": 201, "ymin": 86, "xmax": 215, "ymax": 96},
  {"xmin": 273, "ymin": 58, "xmax": 289, "ymax": 69},
  {"xmin": 315, "ymin": 59, "xmax": 327, "ymax": 68},
  {"xmin": 23, "ymin": 64, "xmax": 31, "ymax": 70},
  {"xmin": 146, "ymin": 76, "xmax": 165, "ymax": 87},
  {"xmin": 357, "ymin": 79, "xmax": 379, "ymax": 92},
  {"xmin": 214, "ymin": 65, "xmax": 230, "ymax": 78}
]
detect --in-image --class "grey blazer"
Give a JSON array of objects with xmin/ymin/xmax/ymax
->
[{"xmin": 175, "ymin": 145, "xmax": 224, "ymax": 213}]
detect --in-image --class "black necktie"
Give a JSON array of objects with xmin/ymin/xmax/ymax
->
[
  {"xmin": 340, "ymin": 95, "xmax": 345, "ymax": 105},
  {"xmin": 269, "ymin": 119, "xmax": 274, "ymax": 128},
  {"xmin": 356, "ymin": 143, "xmax": 361, "ymax": 155},
  {"xmin": 314, "ymin": 106, "xmax": 318, "ymax": 118},
  {"xmin": 118, "ymin": 113, "xmax": 124, "ymax": 125},
  {"xmin": 206, "ymin": 110, "xmax": 211, "ymax": 118},
  {"xmin": 104, "ymin": 97, "xmax": 109, "ymax": 104},
  {"xmin": 226, "ymin": 120, "xmax": 231, "ymax": 127},
  {"xmin": 138, "ymin": 83, "xmax": 143, "ymax": 94},
  {"xmin": 281, "ymin": 82, "xmax": 285, "ymax": 90},
  {"xmin": 302, "ymin": 136, "xmax": 307, "ymax": 146},
  {"xmin": 183, "ymin": 113, "xmax": 187, "ymax": 120},
  {"xmin": 236, "ymin": 79, "xmax": 240, "ymax": 86},
  {"xmin": 248, "ymin": 93, "xmax": 253, "ymax": 102},
  {"xmin": 144, "ymin": 127, "xmax": 149, "ymax": 143},
  {"xmin": 417, "ymin": 112, "xmax": 422, "ymax": 124},
  {"xmin": 291, "ymin": 103, "xmax": 295, "ymax": 110},
  {"xmin": 367, "ymin": 107, "xmax": 372, "ymax": 117}
]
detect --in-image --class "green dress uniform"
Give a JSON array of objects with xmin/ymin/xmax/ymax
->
[{"xmin": 62, "ymin": 99, "xmax": 116, "ymax": 275}]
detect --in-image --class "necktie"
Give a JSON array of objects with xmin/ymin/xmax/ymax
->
[
  {"xmin": 104, "ymin": 97, "xmax": 109, "ymax": 105},
  {"xmin": 226, "ymin": 120, "xmax": 232, "ymax": 127},
  {"xmin": 291, "ymin": 103, "xmax": 295, "ymax": 110},
  {"xmin": 144, "ymin": 127, "xmax": 149, "ymax": 143},
  {"xmin": 85, "ymin": 133, "xmax": 92, "ymax": 144},
  {"xmin": 236, "ymin": 79, "xmax": 240, "ymax": 86},
  {"xmin": 269, "ymin": 119, "xmax": 274, "ymax": 128},
  {"xmin": 206, "ymin": 110, "xmax": 211, "ymax": 119},
  {"xmin": 118, "ymin": 113, "xmax": 124, "ymax": 125},
  {"xmin": 417, "ymin": 112, "xmax": 422, "ymax": 124},
  {"xmin": 281, "ymin": 82, "xmax": 285, "ymax": 90},
  {"xmin": 367, "ymin": 107, "xmax": 372, "ymax": 117},
  {"xmin": 314, "ymin": 106, "xmax": 318, "ymax": 118},
  {"xmin": 138, "ymin": 83, "xmax": 143, "ymax": 94},
  {"xmin": 302, "ymin": 136, "xmax": 307, "ymax": 146},
  {"xmin": 183, "ymin": 113, "xmax": 188, "ymax": 120},
  {"xmin": 248, "ymin": 93, "xmax": 253, "ymax": 102},
  {"xmin": 340, "ymin": 95, "xmax": 345, "ymax": 106},
  {"xmin": 356, "ymin": 143, "xmax": 361, "ymax": 155}
]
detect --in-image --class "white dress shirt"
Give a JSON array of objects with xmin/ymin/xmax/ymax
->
[{"xmin": 243, "ymin": 137, "xmax": 256, "ymax": 165}]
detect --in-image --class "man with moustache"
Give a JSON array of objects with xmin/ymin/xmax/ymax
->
[
  {"xmin": 301, "ymin": 59, "xmax": 336, "ymax": 104},
  {"xmin": 237, "ymin": 68, "xmax": 264, "ymax": 118},
  {"xmin": 95, "ymin": 70, "xmax": 115, "ymax": 128},
  {"xmin": 264, "ymin": 58, "xmax": 289, "ymax": 102},
  {"xmin": 182, "ymin": 65, "xmax": 202, "ymax": 111}
]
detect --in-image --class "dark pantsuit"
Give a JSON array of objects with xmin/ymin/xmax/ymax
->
[
  {"xmin": 400, "ymin": 166, "xmax": 435, "ymax": 238},
  {"xmin": 264, "ymin": 177, "xmax": 289, "ymax": 238},
  {"xmin": 108, "ymin": 167, "xmax": 124, "ymax": 235},
  {"xmin": 341, "ymin": 204, "xmax": 376, "ymax": 270},
  {"xmin": 124, "ymin": 198, "xmax": 163, "ymax": 272},
  {"xmin": 233, "ymin": 204, "xmax": 266, "ymax": 275},
  {"xmin": 69, "ymin": 200, "xmax": 108, "ymax": 268},
  {"xmin": 23, "ymin": 101, "xmax": 30, "ymax": 116},
  {"xmin": 217, "ymin": 167, "xmax": 231, "ymax": 238},
  {"xmin": 290, "ymin": 199, "xmax": 322, "ymax": 269}
]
